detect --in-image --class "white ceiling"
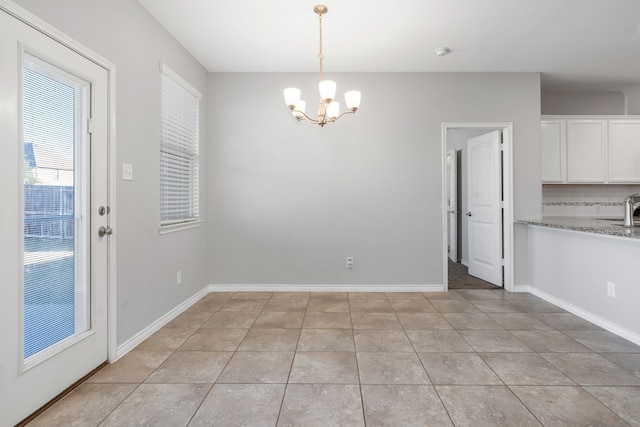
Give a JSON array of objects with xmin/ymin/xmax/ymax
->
[{"xmin": 138, "ymin": 0, "xmax": 640, "ymax": 92}]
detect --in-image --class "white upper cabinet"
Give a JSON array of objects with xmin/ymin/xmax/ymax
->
[
  {"xmin": 541, "ymin": 120, "xmax": 566, "ymax": 183},
  {"xmin": 608, "ymin": 120, "xmax": 640, "ymax": 183},
  {"xmin": 541, "ymin": 116, "xmax": 640, "ymax": 184},
  {"xmin": 566, "ymin": 120, "xmax": 607, "ymax": 183}
]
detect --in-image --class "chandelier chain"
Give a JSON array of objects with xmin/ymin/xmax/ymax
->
[{"xmin": 318, "ymin": 12, "xmax": 323, "ymax": 82}]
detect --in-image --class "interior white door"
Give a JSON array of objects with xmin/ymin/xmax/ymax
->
[
  {"xmin": 0, "ymin": 9, "xmax": 109, "ymax": 426},
  {"xmin": 466, "ymin": 130, "xmax": 502, "ymax": 286},
  {"xmin": 446, "ymin": 149, "xmax": 458, "ymax": 263}
]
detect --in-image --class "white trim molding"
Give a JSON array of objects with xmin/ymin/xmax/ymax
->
[
  {"xmin": 529, "ymin": 287, "xmax": 640, "ymax": 347},
  {"xmin": 208, "ymin": 284, "xmax": 445, "ymax": 293},
  {"xmin": 115, "ymin": 286, "xmax": 210, "ymax": 360},
  {"xmin": 512, "ymin": 285, "xmax": 532, "ymax": 293}
]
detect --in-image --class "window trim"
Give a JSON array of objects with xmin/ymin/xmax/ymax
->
[
  {"xmin": 158, "ymin": 219, "xmax": 203, "ymax": 235},
  {"xmin": 159, "ymin": 63, "xmax": 202, "ymax": 100}
]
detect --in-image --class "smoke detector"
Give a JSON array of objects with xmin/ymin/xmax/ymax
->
[{"xmin": 435, "ymin": 47, "xmax": 451, "ymax": 57}]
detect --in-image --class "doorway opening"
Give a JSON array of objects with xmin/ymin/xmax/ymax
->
[{"xmin": 441, "ymin": 123, "xmax": 514, "ymax": 292}]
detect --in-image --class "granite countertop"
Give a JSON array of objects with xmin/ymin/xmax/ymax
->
[{"xmin": 515, "ymin": 216, "xmax": 640, "ymax": 240}]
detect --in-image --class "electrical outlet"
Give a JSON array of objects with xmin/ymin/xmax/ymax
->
[
  {"xmin": 607, "ymin": 281, "xmax": 615, "ymax": 297},
  {"xmin": 177, "ymin": 270, "xmax": 182, "ymax": 285},
  {"xmin": 346, "ymin": 257, "xmax": 354, "ymax": 268}
]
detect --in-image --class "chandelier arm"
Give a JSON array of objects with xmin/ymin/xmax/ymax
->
[
  {"xmin": 331, "ymin": 109, "xmax": 357, "ymax": 122},
  {"xmin": 291, "ymin": 108, "xmax": 321, "ymax": 124}
]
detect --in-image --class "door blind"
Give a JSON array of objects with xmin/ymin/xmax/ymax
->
[{"xmin": 23, "ymin": 56, "xmax": 89, "ymax": 360}]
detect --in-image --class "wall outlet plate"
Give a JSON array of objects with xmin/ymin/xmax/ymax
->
[
  {"xmin": 607, "ymin": 281, "xmax": 615, "ymax": 297},
  {"xmin": 122, "ymin": 163, "xmax": 133, "ymax": 181},
  {"xmin": 346, "ymin": 257, "xmax": 354, "ymax": 268}
]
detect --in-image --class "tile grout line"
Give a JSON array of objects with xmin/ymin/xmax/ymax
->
[
  {"xmin": 185, "ymin": 293, "xmax": 235, "ymax": 426},
  {"xmin": 274, "ymin": 294, "xmax": 309, "ymax": 427},
  {"xmin": 344, "ymin": 294, "xmax": 368, "ymax": 426},
  {"xmin": 98, "ymin": 295, "xmax": 232, "ymax": 425}
]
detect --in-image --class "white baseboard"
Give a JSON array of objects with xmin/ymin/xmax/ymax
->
[
  {"xmin": 114, "ymin": 286, "xmax": 210, "ymax": 361},
  {"xmin": 208, "ymin": 284, "xmax": 445, "ymax": 293},
  {"xmin": 461, "ymin": 259, "xmax": 468, "ymax": 267},
  {"xmin": 528, "ymin": 288, "xmax": 640, "ymax": 347},
  {"xmin": 114, "ymin": 283, "xmax": 444, "ymax": 361},
  {"xmin": 512, "ymin": 285, "xmax": 532, "ymax": 293}
]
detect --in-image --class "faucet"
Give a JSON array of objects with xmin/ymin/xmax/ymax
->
[{"xmin": 623, "ymin": 193, "xmax": 640, "ymax": 227}]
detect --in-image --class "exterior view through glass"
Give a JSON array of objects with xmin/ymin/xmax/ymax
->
[{"xmin": 23, "ymin": 56, "xmax": 89, "ymax": 360}]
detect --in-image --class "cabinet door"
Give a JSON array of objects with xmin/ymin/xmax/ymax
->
[
  {"xmin": 608, "ymin": 120, "xmax": 640, "ymax": 183},
  {"xmin": 567, "ymin": 120, "xmax": 607, "ymax": 183},
  {"xmin": 541, "ymin": 120, "xmax": 566, "ymax": 183}
]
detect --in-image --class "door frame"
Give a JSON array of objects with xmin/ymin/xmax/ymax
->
[
  {"xmin": 441, "ymin": 123, "xmax": 514, "ymax": 292},
  {"xmin": 446, "ymin": 149, "xmax": 457, "ymax": 263},
  {"xmin": 1, "ymin": 0, "xmax": 118, "ymax": 362}
]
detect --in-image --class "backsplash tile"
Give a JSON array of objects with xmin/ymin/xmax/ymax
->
[
  {"xmin": 541, "ymin": 201, "xmax": 624, "ymax": 217},
  {"xmin": 541, "ymin": 184, "xmax": 640, "ymax": 218}
]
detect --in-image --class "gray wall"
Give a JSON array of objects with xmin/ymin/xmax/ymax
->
[
  {"xmin": 626, "ymin": 89, "xmax": 640, "ymax": 114},
  {"xmin": 8, "ymin": 1, "xmax": 542, "ymax": 347},
  {"xmin": 209, "ymin": 72, "xmax": 541, "ymax": 286},
  {"xmin": 14, "ymin": 0, "xmax": 210, "ymax": 346},
  {"xmin": 528, "ymin": 226, "xmax": 640, "ymax": 344},
  {"xmin": 541, "ymin": 91, "xmax": 625, "ymax": 115}
]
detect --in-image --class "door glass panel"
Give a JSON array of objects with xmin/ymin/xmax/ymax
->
[{"xmin": 23, "ymin": 55, "xmax": 89, "ymax": 361}]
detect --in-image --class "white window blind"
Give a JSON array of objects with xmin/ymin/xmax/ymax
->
[
  {"xmin": 23, "ymin": 55, "xmax": 89, "ymax": 360},
  {"xmin": 160, "ymin": 64, "xmax": 201, "ymax": 227}
]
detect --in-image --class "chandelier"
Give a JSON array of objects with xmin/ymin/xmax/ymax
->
[{"xmin": 283, "ymin": 5, "xmax": 361, "ymax": 127}]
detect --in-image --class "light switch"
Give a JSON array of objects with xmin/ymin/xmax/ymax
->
[{"xmin": 122, "ymin": 163, "xmax": 133, "ymax": 181}]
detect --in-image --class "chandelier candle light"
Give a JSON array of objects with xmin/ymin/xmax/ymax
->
[{"xmin": 284, "ymin": 5, "xmax": 361, "ymax": 127}]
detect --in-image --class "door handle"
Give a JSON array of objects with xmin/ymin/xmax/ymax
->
[
  {"xmin": 98, "ymin": 226, "xmax": 113, "ymax": 237},
  {"xmin": 466, "ymin": 212, "xmax": 472, "ymax": 217}
]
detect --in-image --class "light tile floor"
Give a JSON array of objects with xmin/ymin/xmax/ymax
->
[{"xmin": 29, "ymin": 290, "xmax": 640, "ymax": 426}]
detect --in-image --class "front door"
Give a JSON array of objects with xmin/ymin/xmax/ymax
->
[
  {"xmin": 0, "ymin": 9, "xmax": 109, "ymax": 426},
  {"xmin": 466, "ymin": 130, "xmax": 502, "ymax": 286}
]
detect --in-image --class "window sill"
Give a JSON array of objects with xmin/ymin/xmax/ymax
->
[{"xmin": 159, "ymin": 220, "xmax": 203, "ymax": 235}]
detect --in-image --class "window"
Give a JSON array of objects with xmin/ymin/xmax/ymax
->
[
  {"xmin": 160, "ymin": 64, "xmax": 201, "ymax": 231},
  {"xmin": 22, "ymin": 54, "xmax": 90, "ymax": 360}
]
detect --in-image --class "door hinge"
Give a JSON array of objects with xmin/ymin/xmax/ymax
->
[
  {"xmin": 500, "ymin": 258, "xmax": 505, "ymax": 266},
  {"xmin": 87, "ymin": 118, "xmax": 94, "ymax": 134},
  {"xmin": 499, "ymin": 201, "xmax": 504, "ymax": 209}
]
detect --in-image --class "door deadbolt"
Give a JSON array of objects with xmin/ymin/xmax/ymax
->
[
  {"xmin": 98, "ymin": 226, "xmax": 113, "ymax": 237},
  {"xmin": 98, "ymin": 206, "xmax": 106, "ymax": 216}
]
